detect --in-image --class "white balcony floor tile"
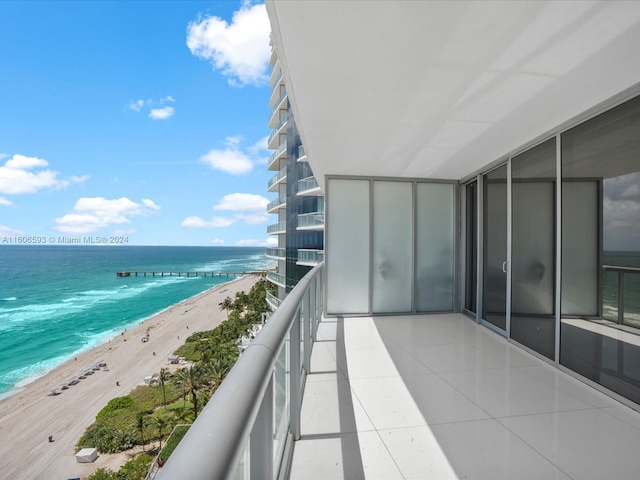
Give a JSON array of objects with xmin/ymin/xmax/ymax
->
[
  {"xmin": 336, "ymin": 346, "xmax": 432, "ymax": 380},
  {"xmin": 439, "ymin": 367, "xmax": 594, "ymax": 418},
  {"xmin": 379, "ymin": 421, "xmax": 571, "ymax": 480},
  {"xmin": 499, "ymin": 409, "xmax": 640, "ymax": 479},
  {"xmin": 290, "ymin": 314, "xmax": 640, "ymax": 479},
  {"xmin": 289, "ymin": 431, "xmax": 403, "ymax": 479}
]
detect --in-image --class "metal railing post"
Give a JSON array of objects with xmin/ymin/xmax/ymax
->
[
  {"xmin": 303, "ymin": 288, "xmax": 311, "ymax": 373},
  {"xmin": 250, "ymin": 375, "xmax": 274, "ymax": 479},
  {"xmin": 618, "ymin": 270, "xmax": 625, "ymax": 325},
  {"xmin": 310, "ymin": 276, "xmax": 317, "ymax": 342},
  {"xmin": 290, "ymin": 308, "xmax": 301, "ymax": 440}
]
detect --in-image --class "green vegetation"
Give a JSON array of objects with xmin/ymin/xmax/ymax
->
[
  {"xmin": 86, "ymin": 453, "xmax": 153, "ymax": 480},
  {"xmin": 158, "ymin": 425, "xmax": 190, "ymax": 463},
  {"xmin": 77, "ymin": 277, "xmax": 273, "ymax": 478}
]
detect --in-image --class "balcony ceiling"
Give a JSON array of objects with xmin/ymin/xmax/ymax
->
[{"xmin": 266, "ymin": 1, "xmax": 640, "ymax": 189}]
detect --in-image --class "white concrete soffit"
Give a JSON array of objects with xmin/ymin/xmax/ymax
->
[{"xmin": 267, "ymin": 0, "xmax": 640, "ymax": 188}]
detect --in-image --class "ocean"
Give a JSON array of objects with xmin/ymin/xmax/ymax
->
[{"xmin": 0, "ymin": 245, "xmax": 270, "ymax": 398}]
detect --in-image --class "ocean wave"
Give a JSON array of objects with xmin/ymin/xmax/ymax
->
[{"xmin": 1, "ymin": 297, "xmax": 17, "ymax": 301}]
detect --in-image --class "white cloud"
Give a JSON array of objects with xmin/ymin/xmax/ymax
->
[
  {"xmin": 210, "ymin": 238, "xmax": 225, "ymax": 246},
  {"xmin": 0, "ymin": 197, "xmax": 12, "ymax": 206},
  {"xmin": 248, "ymin": 136, "xmax": 270, "ymax": 165},
  {"xmin": 235, "ymin": 213, "xmax": 269, "ymax": 225},
  {"xmin": 0, "ymin": 154, "xmax": 88, "ymax": 195},
  {"xmin": 200, "ymin": 135, "xmax": 266, "ymax": 175},
  {"xmin": 149, "ymin": 106, "xmax": 175, "ymax": 120},
  {"xmin": 235, "ymin": 238, "xmax": 277, "ymax": 247},
  {"xmin": 187, "ymin": 2, "xmax": 271, "ymax": 86},
  {"xmin": 161, "ymin": 96, "xmax": 175, "ymax": 103},
  {"xmin": 129, "ymin": 99, "xmax": 145, "ymax": 111},
  {"xmin": 54, "ymin": 196, "xmax": 161, "ymax": 234},
  {"xmin": 0, "ymin": 224, "xmax": 24, "ymax": 236},
  {"xmin": 181, "ymin": 216, "xmax": 236, "ymax": 229},
  {"xmin": 214, "ymin": 193, "xmax": 268, "ymax": 211}
]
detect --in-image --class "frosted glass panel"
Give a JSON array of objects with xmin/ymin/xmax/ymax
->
[
  {"xmin": 326, "ymin": 179, "xmax": 370, "ymax": 314},
  {"xmin": 416, "ymin": 183, "xmax": 454, "ymax": 311},
  {"xmin": 372, "ymin": 181, "xmax": 413, "ymax": 313},
  {"xmin": 561, "ymin": 181, "xmax": 598, "ymax": 315}
]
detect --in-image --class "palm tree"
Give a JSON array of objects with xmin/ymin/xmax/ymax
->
[
  {"xmin": 206, "ymin": 357, "xmax": 231, "ymax": 394},
  {"xmin": 159, "ymin": 368, "xmax": 169, "ymax": 408},
  {"xmin": 152, "ymin": 415, "xmax": 170, "ymax": 450},
  {"xmin": 173, "ymin": 364, "xmax": 208, "ymax": 420},
  {"xmin": 133, "ymin": 412, "xmax": 149, "ymax": 452},
  {"xmin": 219, "ymin": 296, "xmax": 233, "ymax": 319}
]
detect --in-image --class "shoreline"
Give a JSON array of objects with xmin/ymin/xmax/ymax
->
[
  {"xmin": 0, "ymin": 274, "xmax": 260, "ymax": 479},
  {"xmin": 0, "ymin": 276, "xmax": 242, "ymax": 403}
]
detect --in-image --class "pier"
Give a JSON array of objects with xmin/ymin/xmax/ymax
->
[{"xmin": 116, "ymin": 271, "xmax": 264, "ymax": 278}]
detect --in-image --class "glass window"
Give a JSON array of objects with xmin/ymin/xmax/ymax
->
[{"xmin": 561, "ymin": 95, "xmax": 640, "ymax": 404}]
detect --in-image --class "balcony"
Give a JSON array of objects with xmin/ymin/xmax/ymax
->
[
  {"xmin": 268, "ymin": 142, "xmax": 287, "ymax": 171},
  {"xmin": 297, "ymin": 176, "xmax": 321, "ymax": 196},
  {"xmin": 269, "ymin": 85, "xmax": 287, "ymax": 108},
  {"xmin": 265, "ymin": 247, "xmax": 286, "ymax": 260},
  {"xmin": 267, "ymin": 221, "xmax": 286, "ymax": 235},
  {"xmin": 157, "ymin": 263, "xmax": 640, "ymax": 480},
  {"xmin": 267, "ymin": 167, "xmax": 287, "ymax": 192},
  {"xmin": 297, "ymin": 144, "xmax": 307, "ymax": 162},
  {"xmin": 265, "ymin": 290, "xmax": 283, "ymax": 311},
  {"xmin": 297, "ymin": 249, "xmax": 324, "ymax": 266},
  {"xmin": 267, "ymin": 116, "xmax": 288, "ymax": 150},
  {"xmin": 268, "ymin": 95, "xmax": 288, "ymax": 128},
  {"xmin": 269, "ymin": 61, "xmax": 282, "ymax": 87},
  {"xmin": 266, "ymin": 195, "xmax": 287, "ymax": 213},
  {"xmin": 297, "ymin": 211, "xmax": 324, "ymax": 230},
  {"xmin": 266, "ymin": 270, "xmax": 286, "ymax": 288}
]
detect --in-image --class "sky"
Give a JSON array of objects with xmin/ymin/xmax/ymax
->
[{"xmin": 0, "ymin": 0, "xmax": 277, "ymax": 247}]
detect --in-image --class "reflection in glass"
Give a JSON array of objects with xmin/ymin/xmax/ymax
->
[
  {"xmin": 465, "ymin": 182, "xmax": 477, "ymax": 314},
  {"xmin": 483, "ymin": 165, "xmax": 508, "ymax": 331},
  {"xmin": 561, "ymin": 95, "xmax": 640, "ymax": 404},
  {"xmin": 511, "ymin": 139, "xmax": 556, "ymax": 359}
]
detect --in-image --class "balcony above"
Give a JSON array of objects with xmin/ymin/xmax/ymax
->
[
  {"xmin": 297, "ymin": 211, "xmax": 324, "ymax": 231},
  {"xmin": 266, "ymin": 195, "xmax": 287, "ymax": 213},
  {"xmin": 269, "ymin": 85, "xmax": 287, "ymax": 109},
  {"xmin": 268, "ymin": 141, "xmax": 287, "ymax": 171},
  {"xmin": 297, "ymin": 176, "xmax": 322, "ymax": 196},
  {"xmin": 265, "ymin": 247, "xmax": 286, "ymax": 260},
  {"xmin": 266, "ymin": 270, "xmax": 286, "ymax": 288},
  {"xmin": 269, "ymin": 61, "xmax": 282, "ymax": 87},
  {"xmin": 297, "ymin": 249, "xmax": 324, "ymax": 266},
  {"xmin": 267, "ymin": 167, "xmax": 287, "ymax": 192},
  {"xmin": 297, "ymin": 144, "xmax": 307, "ymax": 162},
  {"xmin": 267, "ymin": 221, "xmax": 287, "ymax": 235},
  {"xmin": 265, "ymin": 290, "xmax": 283, "ymax": 311},
  {"xmin": 267, "ymin": 117, "xmax": 288, "ymax": 150}
]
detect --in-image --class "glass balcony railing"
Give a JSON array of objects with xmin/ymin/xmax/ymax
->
[
  {"xmin": 267, "ymin": 221, "xmax": 287, "ymax": 235},
  {"xmin": 602, "ymin": 265, "xmax": 640, "ymax": 327},
  {"xmin": 266, "ymin": 247, "xmax": 286, "ymax": 259},
  {"xmin": 267, "ymin": 116, "xmax": 288, "ymax": 147},
  {"xmin": 268, "ymin": 142, "xmax": 287, "ymax": 169},
  {"xmin": 297, "ymin": 212, "xmax": 324, "ymax": 230},
  {"xmin": 265, "ymin": 290, "xmax": 283, "ymax": 310},
  {"xmin": 267, "ymin": 167, "xmax": 287, "ymax": 191},
  {"xmin": 297, "ymin": 144, "xmax": 306, "ymax": 161},
  {"xmin": 297, "ymin": 249, "xmax": 324, "ymax": 266},
  {"xmin": 156, "ymin": 264, "xmax": 323, "ymax": 480},
  {"xmin": 266, "ymin": 195, "xmax": 287, "ymax": 212},
  {"xmin": 297, "ymin": 176, "xmax": 319, "ymax": 194},
  {"xmin": 266, "ymin": 270, "xmax": 286, "ymax": 287}
]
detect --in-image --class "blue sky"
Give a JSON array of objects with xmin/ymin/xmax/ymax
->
[{"xmin": 0, "ymin": 1, "xmax": 276, "ymax": 247}]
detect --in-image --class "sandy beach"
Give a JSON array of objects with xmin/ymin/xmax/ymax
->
[{"xmin": 0, "ymin": 274, "xmax": 260, "ymax": 480}]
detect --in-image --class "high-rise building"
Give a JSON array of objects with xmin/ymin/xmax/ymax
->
[{"xmin": 265, "ymin": 34, "xmax": 324, "ymax": 304}]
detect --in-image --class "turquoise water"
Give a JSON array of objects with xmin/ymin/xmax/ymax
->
[{"xmin": 0, "ymin": 245, "xmax": 270, "ymax": 398}]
